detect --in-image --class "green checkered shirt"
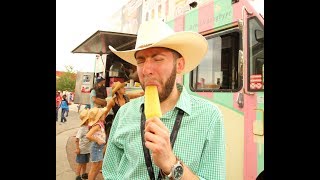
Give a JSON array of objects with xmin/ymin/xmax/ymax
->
[{"xmin": 102, "ymin": 84, "xmax": 226, "ymax": 180}]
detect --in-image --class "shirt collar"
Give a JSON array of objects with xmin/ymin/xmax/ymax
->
[
  {"xmin": 138, "ymin": 83, "xmax": 191, "ymax": 116},
  {"xmin": 175, "ymin": 84, "xmax": 191, "ymax": 116}
]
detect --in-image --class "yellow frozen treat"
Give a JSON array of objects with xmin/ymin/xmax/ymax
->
[{"xmin": 144, "ymin": 86, "xmax": 162, "ymax": 119}]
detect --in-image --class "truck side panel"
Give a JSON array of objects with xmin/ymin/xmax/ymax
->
[{"xmin": 74, "ymin": 72, "xmax": 94, "ymax": 105}]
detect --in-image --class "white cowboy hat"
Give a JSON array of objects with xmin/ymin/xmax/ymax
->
[{"xmin": 109, "ymin": 19, "xmax": 208, "ymax": 74}]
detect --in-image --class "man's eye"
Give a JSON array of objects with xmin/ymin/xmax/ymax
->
[
  {"xmin": 136, "ymin": 60, "xmax": 144, "ymax": 64},
  {"xmin": 153, "ymin": 58, "xmax": 164, "ymax": 61}
]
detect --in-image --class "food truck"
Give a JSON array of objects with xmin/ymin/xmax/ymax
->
[{"xmin": 72, "ymin": 0, "xmax": 264, "ymax": 179}]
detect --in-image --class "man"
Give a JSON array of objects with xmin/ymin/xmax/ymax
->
[
  {"xmin": 90, "ymin": 76, "xmax": 108, "ymax": 108},
  {"xmin": 102, "ymin": 20, "xmax": 225, "ymax": 180}
]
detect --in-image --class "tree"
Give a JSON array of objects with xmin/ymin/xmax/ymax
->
[{"xmin": 56, "ymin": 65, "xmax": 76, "ymax": 92}]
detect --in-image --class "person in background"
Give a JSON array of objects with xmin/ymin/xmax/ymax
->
[
  {"xmin": 69, "ymin": 92, "xmax": 74, "ymax": 102},
  {"xmin": 75, "ymin": 109, "xmax": 92, "ymax": 180},
  {"xmin": 104, "ymin": 81, "xmax": 144, "ymax": 140},
  {"xmin": 86, "ymin": 107, "xmax": 108, "ymax": 180},
  {"xmin": 99, "ymin": 81, "xmax": 144, "ymax": 163},
  {"xmin": 85, "ymin": 104, "xmax": 91, "ymax": 109},
  {"xmin": 63, "ymin": 91, "xmax": 70, "ymax": 117},
  {"xmin": 77, "ymin": 103, "xmax": 82, "ymax": 113},
  {"xmin": 77, "ymin": 103, "xmax": 91, "ymax": 113},
  {"xmin": 90, "ymin": 77, "xmax": 108, "ymax": 109},
  {"xmin": 56, "ymin": 91, "xmax": 62, "ymax": 121},
  {"xmin": 102, "ymin": 20, "xmax": 225, "ymax": 180},
  {"xmin": 60, "ymin": 94, "xmax": 70, "ymax": 123},
  {"xmin": 66, "ymin": 90, "xmax": 70, "ymax": 102}
]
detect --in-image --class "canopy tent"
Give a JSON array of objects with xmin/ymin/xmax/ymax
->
[{"xmin": 72, "ymin": 30, "xmax": 137, "ymax": 55}]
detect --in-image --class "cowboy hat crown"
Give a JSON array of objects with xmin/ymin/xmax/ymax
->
[
  {"xmin": 79, "ymin": 109, "xmax": 90, "ymax": 126},
  {"xmin": 109, "ymin": 19, "xmax": 208, "ymax": 74},
  {"xmin": 88, "ymin": 107, "xmax": 108, "ymax": 126}
]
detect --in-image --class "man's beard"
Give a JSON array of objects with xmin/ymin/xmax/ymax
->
[
  {"xmin": 158, "ymin": 65, "xmax": 176, "ymax": 102},
  {"xmin": 141, "ymin": 62, "xmax": 177, "ymax": 102}
]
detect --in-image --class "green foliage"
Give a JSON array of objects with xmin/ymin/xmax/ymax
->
[{"xmin": 56, "ymin": 65, "xmax": 76, "ymax": 92}]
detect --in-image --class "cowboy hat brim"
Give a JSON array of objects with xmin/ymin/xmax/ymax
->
[
  {"xmin": 88, "ymin": 108, "xmax": 107, "ymax": 126},
  {"xmin": 112, "ymin": 82, "xmax": 126, "ymax": 96},
  {"xmin": 80, "ymin": 116, "xmax": 89, "ymax": 126},
  {"xmin": 109, "ymin": 31, "xmax": 208, "ymax": 74}
]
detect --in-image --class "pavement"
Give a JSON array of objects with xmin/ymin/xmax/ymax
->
[{"xmin": 56, "ymin": 104, "xmax": 103, "ymax": 180}]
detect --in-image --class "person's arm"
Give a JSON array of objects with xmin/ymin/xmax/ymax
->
[
  {"xmin": 105, "ymin": 99, "xmax": 114, "ymax": 115},
  {"xmin": 102, "ymin": 110, "xmax": 123, "ymax": 179},
  {"xmin": 126, "ymin": 91, "xmax": 144, "ymax": 99},
  {"xmin": 86, "ymin": 125, "xmax": 105, "ymax": 145},
  {"xmin": 75, "ymin": 138, "xmax": 80, "ymax": 154},
  {"xmin": 91, "ymin": 89, "xmax": 107, "ymax": 106},
  {"xmin": 75, "ymin": 129, "xmax": 82, "ymax": 154},
  {"xmin": 93, "ymin": 96, "xmax": 107, "ymax": 106}
]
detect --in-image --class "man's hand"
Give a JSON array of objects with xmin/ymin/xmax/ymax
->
[{"xmin": 144, "ymin": 117, "xmax": 176, "ymax": 174}]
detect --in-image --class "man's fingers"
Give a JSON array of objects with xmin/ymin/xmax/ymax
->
[
  {"xmin": 145, "ymin": 117, "xmax": 169, "ymax": 134},
  {"xmin": 144, "ymin": 135, "xmax": 166, "ymax": 153},
  {"xmin": 144, "ymin": 131, "xmax": 166, "ymax": 144},
  {"xmin": 145, "ymin": 121, "xmax": 170, "ymax": 138}
]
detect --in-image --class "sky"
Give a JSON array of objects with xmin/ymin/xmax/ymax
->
[{"xmin": 56, "ymin": 0, "xmax": 128, "ymax": 72}]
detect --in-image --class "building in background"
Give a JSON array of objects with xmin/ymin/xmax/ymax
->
[{"xmin": 107, "ymin": 0, "xmax": 143, "ymax": 34}]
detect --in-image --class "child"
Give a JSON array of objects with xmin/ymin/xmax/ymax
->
[
  {"xmin": 60, "ymin": 94, "xmax": 69, "ymax": 123},
  {"xmin": 86, "ymin": 107, "xmax": 108, "ymax": 180},
  {"xmin": 75, "ymin": 109, "xmax": 92, "ymax": 180}
]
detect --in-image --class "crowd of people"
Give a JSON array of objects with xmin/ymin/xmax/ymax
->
[
  {"xmin": 58, "ymin": 20, "xmax": 226, "ymax": 180},
  {"xmin": 70, "ymin": 79, "xmax": 143, "ymax": 180}
]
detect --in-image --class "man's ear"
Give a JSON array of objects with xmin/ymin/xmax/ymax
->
[{"xmin": 176, "ymin": 57, "xmax": 185, "ymax": 74}]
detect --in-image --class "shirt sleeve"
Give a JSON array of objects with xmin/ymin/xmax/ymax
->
[
  {"xmin": 75, "ymin": 127, "xmax": 83, "ymax": 139},
  {"xmin": 198, "ymin": 110, "xmax": 226, "ymax": 180},
  {"xmin": 102, "ymin": 111, "xmax": 123, "ymax": 179},
  {"xmin": 90, "ymin": 90, "xmax": 96, "ymax": 108},
  {"xmin": 90, "ymin": 89, "xmax": 96, "ymax": 97}
]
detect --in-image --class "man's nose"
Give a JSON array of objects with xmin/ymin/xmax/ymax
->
[{"xmin": 142, "ymin": 58, "xmax": 154, "ymax": 75}]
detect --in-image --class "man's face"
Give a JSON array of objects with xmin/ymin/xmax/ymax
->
[{"xmin": 135, "ymin": 47, "xmax": 184, "ymax": 102}]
